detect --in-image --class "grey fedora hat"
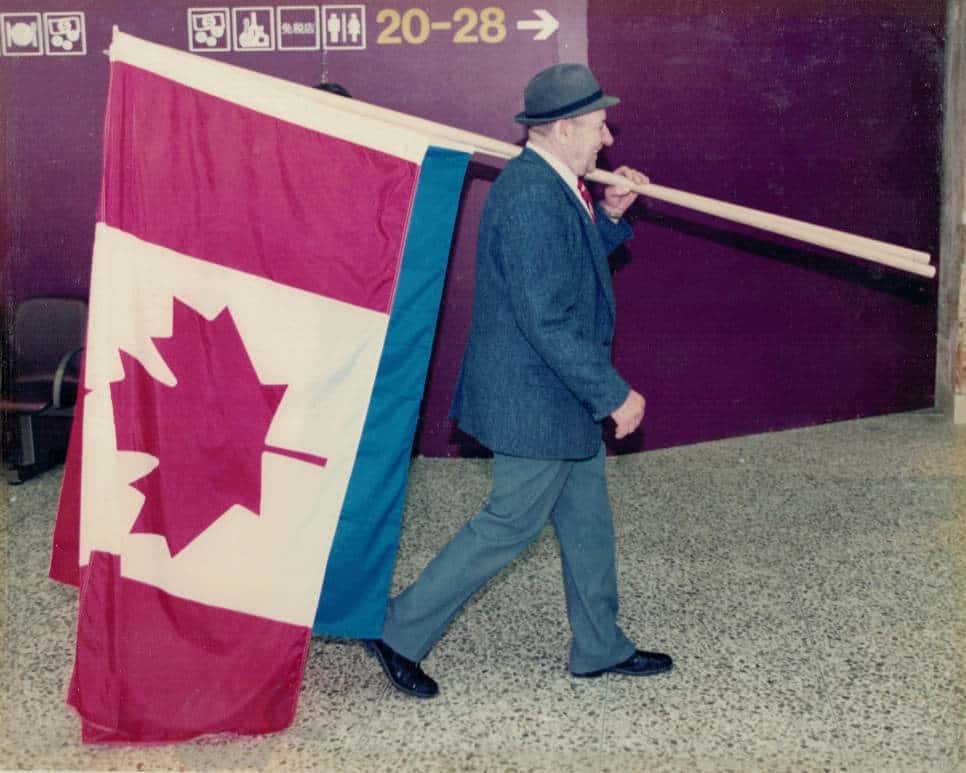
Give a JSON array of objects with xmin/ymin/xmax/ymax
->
[{"xmin": 514, "ymin": 63, "xmax": 619, "ymax": 125}]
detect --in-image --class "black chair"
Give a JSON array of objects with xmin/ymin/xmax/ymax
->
[{"xmin": 1, "ymin": 296, "xmax": 87, "ymax": 483}]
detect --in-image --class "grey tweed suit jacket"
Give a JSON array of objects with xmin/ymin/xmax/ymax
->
[{"xmin": 451, "ymin": 147, "xmax": 634, "ymax": 460}]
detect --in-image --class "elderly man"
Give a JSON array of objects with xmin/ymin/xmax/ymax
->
[{"xmin": 367, "ymin": 63, "xmax": 672, "ymax": 698}]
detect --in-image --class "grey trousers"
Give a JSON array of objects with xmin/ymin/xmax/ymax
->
[{"xmin": 381, "ymin": 443, "xmax": 635, "ymax": 674}]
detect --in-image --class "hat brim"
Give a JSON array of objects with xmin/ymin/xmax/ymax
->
[{"xmin": 514, "ymin": 94, "xmax": 620, "ymax": 125}]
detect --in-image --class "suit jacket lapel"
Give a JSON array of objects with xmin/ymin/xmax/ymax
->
[
  {"xmin": 582, "ymin": 211, "xmax": 617, "ymax": 319},
  {"xmin": 520, "ymin": 149, "xmax": 617, "ymax": 320}
]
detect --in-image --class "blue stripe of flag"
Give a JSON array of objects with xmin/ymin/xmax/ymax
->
[{"xmin": 312, "ymin": 145, "xmax": 471, "ymax": 638}]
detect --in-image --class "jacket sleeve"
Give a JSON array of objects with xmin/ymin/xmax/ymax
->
[
  {"xmin": 495, "ymin": 188, "xmax": 630, "ymax": 421},
  {"xmin": 594, "ymin": 204, "xmax": 634, "ymax": 253}
]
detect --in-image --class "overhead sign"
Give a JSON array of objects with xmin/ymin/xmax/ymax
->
[
  {"xmin": 187, "ymin": 3, "xmax": 560, "ymax": 51},
  {"xmin": 0, "ymin": 5, "xmax": 559, "ymax": 57}
]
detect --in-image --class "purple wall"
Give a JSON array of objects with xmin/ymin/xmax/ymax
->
[
  {"xmin": 586, "ymin": 0, "xmax": 943, "ymax": 453},
  {"xmin": 2, "ymin": 1, "xmax": 944, "ymax": 457}
]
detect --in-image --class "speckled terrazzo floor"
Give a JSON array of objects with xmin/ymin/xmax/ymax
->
[{"xmin": 1, "ymin": 410, "xmax": 964, "ymax": 772}]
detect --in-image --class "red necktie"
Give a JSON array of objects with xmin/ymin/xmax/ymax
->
[{"xmin": 577, "ymin": 179, "xmax": 596, "ymax": 222}]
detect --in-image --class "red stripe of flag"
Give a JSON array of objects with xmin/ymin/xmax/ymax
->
[
  {"xmin": 100, "ymin": 63, "xmax": 418, "ymax": 314},
  {"xmin": 69, "ymin": 552, "xmax": 309, "ymax": 744}
]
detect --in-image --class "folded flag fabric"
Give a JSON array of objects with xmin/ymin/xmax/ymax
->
[{"xmin": 49, "ymin": 30, "xmax": 470, "ymax": 743}]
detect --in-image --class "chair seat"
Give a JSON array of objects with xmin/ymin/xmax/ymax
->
[
  {"xmin": 0, "ymin": 398, "xmax": 50, "ymax": 414},
  {"xmin": 3, "ymin": 374, "xmax": 80, "ymax": 410}
]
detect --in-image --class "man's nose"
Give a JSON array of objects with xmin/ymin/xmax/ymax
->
[{"xmin": 601, "ymin": 124, "xmax": 614, "ymax": 146}]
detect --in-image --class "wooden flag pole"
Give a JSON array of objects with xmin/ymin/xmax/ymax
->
[
  {"xmin": 302, "ymin": 88, "xmax": 934, "ymax": 278},
  {"xmin": 589, "ymin": 174, "xmax": 931, "ymax": 266},
  {"xmin": 589, "ymin": 173, "xmax": 937, "ymax": 279}
]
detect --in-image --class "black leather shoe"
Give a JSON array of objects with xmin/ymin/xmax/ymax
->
[
  {"xmin": 572, "ymin": 649, "xmax": 673, "ymax": 679},
  {"xmin": 365, "ymin": 639, "xmax": 439, "ymax": 698}
]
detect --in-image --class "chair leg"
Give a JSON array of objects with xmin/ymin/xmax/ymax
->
[
  {"xmin": 2, "ymin": 415, "xmax": 37, "ymax": 484},
  {"xmin": 18, "ymin": 414, "xmax": 36, "ymax": 467},
  {"xmin": 2, "ymin": 412, "xmax": 73, "ymax": 484},
  {"xmin": 4, "ymin": 463, "xmax": 26, "ymax": 485}
]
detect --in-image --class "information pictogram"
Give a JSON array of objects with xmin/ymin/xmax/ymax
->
[
  {"xmin": 188, "ymin": 8, "xmax": 230, "ymax": 52},
  {"xmin": 322, "ymin": 5, "xmax": 365, "ymax": 50},
  {"xmin": 43, "ymin": 11, "xmax": 85, "ymax": 55},
  {"xmin": 277, "ymin": 6, "xmax": 320, "ymax": 51},
  {"xmin": 233, "ymin": 7, "xmax": 275, "ymax": 51},
  {"xmin": 2, "ymin": 12, "xmax": 43, "ymax": 56}
]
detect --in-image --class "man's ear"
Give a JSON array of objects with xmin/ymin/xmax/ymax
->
[{"xmin": 552, "ymin": 118, "xmax": 571, "ymax": 143}]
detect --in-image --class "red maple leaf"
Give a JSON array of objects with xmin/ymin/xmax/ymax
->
[{"xmin": 110, "ymin": 299, "xmax": 292, "ymax": 556}]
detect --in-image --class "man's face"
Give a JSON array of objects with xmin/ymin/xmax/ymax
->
[{"xmin": 561, "ymin": 109, "xmax": 614, "ymax": 177}]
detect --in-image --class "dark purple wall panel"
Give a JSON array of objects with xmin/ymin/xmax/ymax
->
[
  {"xmin": 587, "ymin": 0, "xmax": 942, "ymax": 454},
  {"xmin": 2, "ymin": 1, "xmax": 944, "ymax": 457}
]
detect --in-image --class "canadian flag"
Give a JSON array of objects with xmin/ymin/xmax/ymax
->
[{"xmin": 49, "ymin": 31, "xmax": 470, "ymax": 743}]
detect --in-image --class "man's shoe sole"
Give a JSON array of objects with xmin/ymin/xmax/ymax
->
[{"xmin": 572, "ymin": 663, "xmax": 673, "ymax": 679}]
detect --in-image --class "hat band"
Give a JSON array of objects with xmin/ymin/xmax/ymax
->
[{"xmin": 525, "ymin": 89, "xmax": 604, "ymax": 120}]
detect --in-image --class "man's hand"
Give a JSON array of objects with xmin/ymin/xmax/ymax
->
[
  {"xmin": 610, "ymin": 389, "xmax": 645, "ymax": 439},
  {"xmin": 601, "ymin": 166, "xmax": 649, "ymax": 219}
]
